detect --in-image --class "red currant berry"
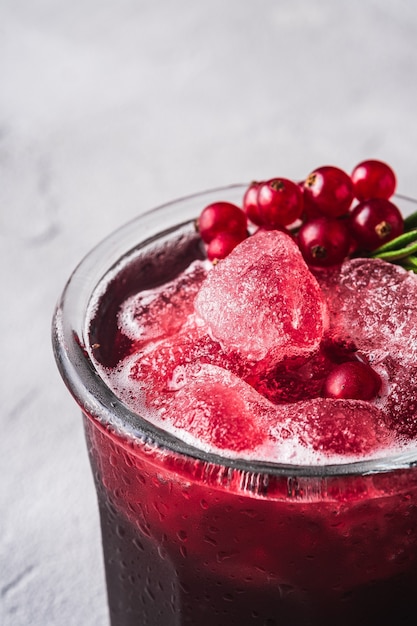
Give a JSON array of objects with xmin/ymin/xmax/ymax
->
[
  {"xmin": 297, "ymin": 217, "xmax": 351, "ymax": 267},
  {"xmin": 322, "ymin": 360, "xmax": 381, "ymax": 400},
  {"xmin": 303, "ymin": 165, "xmax": 354, "ymax": 217},
  {"xmin": 243, "ymin": 181, "xmax": 263, "ymax": 226},
  {"xmin": 206, "ymin": 231, "xmax": 247, "ymax": 262},
  {"xmin": 299, "ymin": 180, "xmax": 322, "ymax": 220},
  {"xmin": 349, "ymin": 198, "xmax": 404, "ymax": 250},
  {"xmin": 351, "ymin": 159, "xmax": 396, "ymax": 200},
  {"xmin": 197, "ymin": 202, "xmax": 247, "ymax": 244},
  {"xmin": 257, "ymin": 178, "xmax": 303, "ymax": 228}
]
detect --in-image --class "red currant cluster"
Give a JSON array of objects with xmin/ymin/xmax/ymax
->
[{"xmin": 197, "ymin": 160, "xmax": 403, "ymax": 267}]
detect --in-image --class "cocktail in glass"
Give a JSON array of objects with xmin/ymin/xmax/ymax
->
[{"xmin": 52, "ymin": 186, "xmax": 417, "ymax": 626}]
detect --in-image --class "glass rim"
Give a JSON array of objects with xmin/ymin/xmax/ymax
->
[{"xmin": 52, "ymin": 184, "xmax": 417, "ymax": 479}]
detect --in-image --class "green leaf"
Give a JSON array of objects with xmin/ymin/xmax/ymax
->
[
  {"xmin": 373, "ymin": 240, "xmax": 417, "ymax": 261},
  {"xmin": 371, "ymin": 229, "xmax": 417, "ymax": 255},
  {"xmin": 401, "ymin": 255, "xmax": 417, "ymax": 272},
  {"xmin": 404, "ymin": 209, "xmax": 417, "ymax": 231}
]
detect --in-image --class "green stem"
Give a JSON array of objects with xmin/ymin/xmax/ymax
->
[
  {"xmin": 373, "ymin": 240, "xmax": 417, "ymax": 261},
  {"xmin": 404, "ymin": 209, "xmax": 417, "ymax": 231},
  {"xmin": 371, "ymin": 229, "xmax": 417, "ymax": 254},
  {"xmin": 402, "ymin": 255, "xmax": 417, "ymax": 270}
]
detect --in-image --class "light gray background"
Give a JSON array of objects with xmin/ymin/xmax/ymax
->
[{"xmin": 2, "ymin": 1, "xmax": 417, "ymax": 624}]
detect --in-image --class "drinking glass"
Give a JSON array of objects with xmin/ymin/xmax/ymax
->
[{"xmin": 52, "ymin": 187, "xmax": 417, "ymax": 625}]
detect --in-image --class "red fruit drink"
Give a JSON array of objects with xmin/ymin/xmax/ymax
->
[{"xmin": 53, "ymin": 185, "xmax": 417, "ymax": 626}]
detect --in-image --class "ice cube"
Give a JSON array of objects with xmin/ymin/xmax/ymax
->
[
  {"xmin": 158, "ymin": 363, "xmax": 272, "ymax": 453},
  {"xmin": 278, "ymin": 398, "xmax": 392, "ymax": 458},
  {"xmin": 118, "ymin": 260, "xmax": 209, "ymax": 345},
  {"xmin": 194, "ymin": 230, "xmax": 326, "ymax": 363},
  {"xmin": 373, "ymin": 355, "xmax": 417, "ymax": 439},
  {"xmin": 153, "ymin": 364, "xmax": 392, "ymax": 461},
  {"xmin": 317, "ymin": 258, "xmax": 417, "ymax": 438},
  {"xmin": 317, "ymin": 258, "xmax": 417, "ymax": 364},
  {"xmin": 128, "ymin": 316, "xmax": 250, "ymax": 405}
]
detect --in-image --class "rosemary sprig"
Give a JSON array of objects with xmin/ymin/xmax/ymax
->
[
  {"xmin": 371, "ymin": 228, "xmax": 417, "ymax": 254},
  {"xmin": 404, "ymin": 210, "xmax": 417, "ymax": 231},
  {"xmin": 369, "ymin": 209, "xmax": 417, "ymax": 272},
  {"xmin": 401, "ymin": 255, "xmax": 417, "ymax": 271},
  {"xmin": 371, "ymin": 232, "xmax": 417, "ymax": 261}
]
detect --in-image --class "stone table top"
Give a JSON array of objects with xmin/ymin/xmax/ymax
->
[{"xmin": 2, "ymin": 1, "xmax": 417, "ymax": 624}]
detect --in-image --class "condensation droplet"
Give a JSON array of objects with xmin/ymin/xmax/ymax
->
[{"xmin": 116, "ymin": 525, "xmax": 126, "ymax": 538}]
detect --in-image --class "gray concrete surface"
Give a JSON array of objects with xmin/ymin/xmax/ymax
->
[{"xmin": 2, "ymin": 1, "xmax": 417, "ymax": 624}]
